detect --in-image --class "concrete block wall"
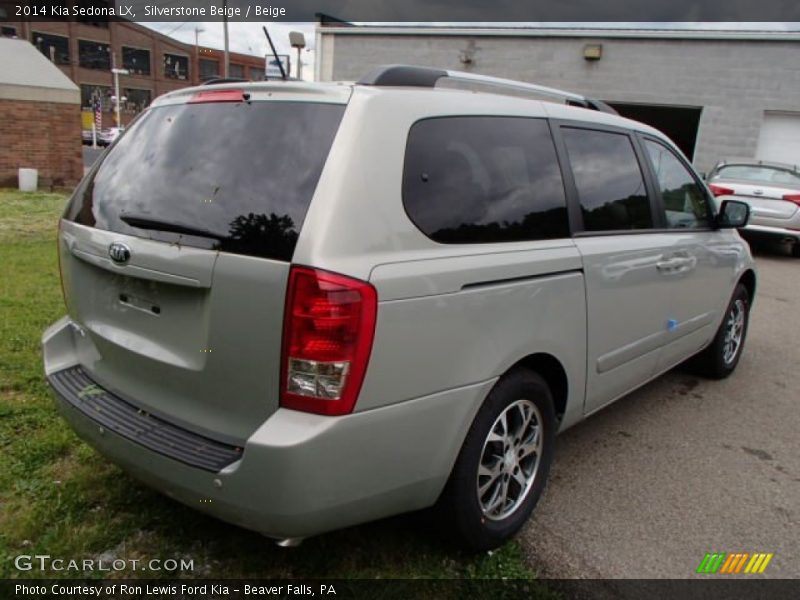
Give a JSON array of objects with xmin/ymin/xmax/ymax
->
[{"xmin": 322, "ymin": 33, "xmax": 800, "ymax": 173}]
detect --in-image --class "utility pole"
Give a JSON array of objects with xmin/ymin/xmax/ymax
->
[
  {"xmin": 194, "ymin": 26, "xmax": 204, "ymax": 85},
  {"xmin": 222, "ymin": 0, "xmax": 230, "ymax": 78},
  {"xmin": 111, "ymin": 52, "xmax": 129, "ymax": 128}
]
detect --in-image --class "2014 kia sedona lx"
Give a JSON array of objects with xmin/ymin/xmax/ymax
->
[{"xmin": 43, "ymin": 65, "xmax": 756, "ymax": 550}]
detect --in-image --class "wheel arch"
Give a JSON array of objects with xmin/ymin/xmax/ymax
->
[
  {"xmin": 738, "ymin": 269, "xmax": 756, "ymax": 303},
  {"xmin": 508, "ymin": 353, "xmax": 569, "ymax": 424}
]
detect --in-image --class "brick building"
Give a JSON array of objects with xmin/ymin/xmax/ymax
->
[
  {"xmin": 1, "ymin": 19, "xmax": 266, "ymax": 127},
  {"xmin": 316, "ymin": 25, "xmax": 800, "ymax": 173},
  {"xmin": 0, "ymin": 37, "xmax": 82, "ymax": 188}
]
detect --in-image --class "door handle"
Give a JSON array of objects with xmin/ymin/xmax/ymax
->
[
  {"xmin": 656, "ymin": 258, "xmax": 685, "ymax": 271},
  {"xmin": 656, "ymin": 257, "xmax": 693, "ymax": 273}
]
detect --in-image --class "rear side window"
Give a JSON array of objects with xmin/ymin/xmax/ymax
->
[
  {"xmin": 65, "ymin": 101, "xmax": 345, "ymax": 261},
  {"xmin": 644, "ymin": 139, "xmax": 710, "ymax": 229},
  {"xmin": 402, "ymin": 117, "xmax": 569, "ymax": 244},
  {"xmin": 562, "ymin": 127, "xmax": 652, "ymax": 232}
]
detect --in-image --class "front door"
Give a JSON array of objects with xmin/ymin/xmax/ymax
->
[{"xmin": 639, "ymin": 136, "xmax": 742, "ymax": 372}]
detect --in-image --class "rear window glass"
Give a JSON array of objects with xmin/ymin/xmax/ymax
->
[
  {"xmin": 65, "ymin": 101, "xmax": 345, "ymax": 261},
  {"xmin": 714, "ymin": 165, "xmax": 800, "ymax": 186},
  {"xmin": 402, "ymin": 117, "xmax": 569, "ymax": 244},
  {"xmin": 561, "ymin": 127, "xmax": 652, "ymax": 232}
]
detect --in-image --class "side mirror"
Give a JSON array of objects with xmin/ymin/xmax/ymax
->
[{"xmin": 716, "ymin": 199, "xmax": 750, "ymax": 229}]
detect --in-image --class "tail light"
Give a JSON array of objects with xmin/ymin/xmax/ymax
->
[
  {"xmin": 709, "ymin": 184, "xmax": 735, "ymax": 197},
  {"xmin": 783, "ymin": 193, "xmax": 800, "ymax": 206},
  {"xmin": 280, "ymin": 266, "xmax": 377, "ymax": 416}
]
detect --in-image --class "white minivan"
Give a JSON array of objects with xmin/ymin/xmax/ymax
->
[{"xmin": 44, "ymin": 65, "xmax": 756, "ymax": 550}]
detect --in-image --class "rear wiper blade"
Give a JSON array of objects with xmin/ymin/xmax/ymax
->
[{"xmin": 120, "ymin": 215, "xmax": 227, "ymax": 240}]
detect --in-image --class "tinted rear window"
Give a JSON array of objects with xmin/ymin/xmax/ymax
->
[
  {"xmin": 65, "ymin": 101, "xmax": 345, "ymax": 261},
  {"xmin": 402, "ymin": 117, "xmax": 569, "ymax": 244},
  {"xmin": 561, "ymin": 127, "xmax": 652, "ymax": 232}
]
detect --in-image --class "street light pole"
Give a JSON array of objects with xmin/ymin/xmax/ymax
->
[{"xmin": 289, "ymin": 31, "xmax": 306, "ymax": 81}]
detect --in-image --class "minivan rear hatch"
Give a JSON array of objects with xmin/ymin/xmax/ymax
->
[{"xmin": 58, "ymin": 85, "xmax": 348, "ymax": 443}]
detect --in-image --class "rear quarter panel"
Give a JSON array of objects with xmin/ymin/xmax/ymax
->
[
  {"xmin": 292, "ymin": 88, "xmax": 588, "ymax": 428},
  {"xmin": 362, "ymin": 248, "xmax": 587, "ymax": 433}
]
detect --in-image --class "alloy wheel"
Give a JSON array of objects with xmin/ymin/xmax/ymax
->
[{"xmin": 476, "ymin": 399, "xmax": 543, "ymax": 521}]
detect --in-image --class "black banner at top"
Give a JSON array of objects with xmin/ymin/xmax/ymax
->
[{"xmin": 2, "ymin": 0, "xmax": 800, "ymax": 22}]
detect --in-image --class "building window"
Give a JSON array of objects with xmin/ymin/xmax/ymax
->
[
  {"xmin": 78, "ymin": 39, "xmax": 111, "ymax": 70},
  {"xmin": 2, "ymin": 26, "xmax": 17, "ymax": 38},
  {"xmin": 403, "ymin": 117, "xmax": 569, "ymax": 244},
  {"xmin": 123, "ymin": 88, "xmax": 152, "ymax": 114},
  {"xmin": 199, "ymin": 58, "xmax": 219, "ymax": 80},
  {"xmin": 250, "ymin": 66, "xmax": 264, "ymax": 81},
  {"xmin": 163, "ymin": 53, "xmax": 189, "ymax": 80},
  {"xmin": 33, "ymin": 32, "xmax": 70, "ymax": 65},
  {"xmin": 229, "ymin": 63, "xmax": 245, "ymax": 79},
  {"xmin": 80, "ymin": 84, "xmax": 112, "ymax": 110},
  {"xmin": 122, "ymin": 46, "xmax": 150, "ymax": 76},
  {"xmin": 76, "ymin": 0, "xmax": 111, "ymax": 27}
]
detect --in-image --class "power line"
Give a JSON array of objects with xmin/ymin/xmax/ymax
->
[{"xmin": 162, "ymin": 21, "xmax": 190, "ymax": 37}]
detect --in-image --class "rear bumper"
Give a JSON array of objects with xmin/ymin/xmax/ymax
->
[{"xmin": 43, "ymin": 317, "xmax": 490, "ymax": 539}]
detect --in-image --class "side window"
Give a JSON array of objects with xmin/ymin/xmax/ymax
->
[
  {"xmin": 403, "ymin": 117, "xmax": 569, "ymax": 244},
  {"xmin": 562, "ymin": 127, "xmax": 652, "ymax": 232},
  {"xmin": 644, "ymin": 139, "xmax": 711, "ymax": 229}
]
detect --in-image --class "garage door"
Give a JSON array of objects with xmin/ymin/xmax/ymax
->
[
  {"xmin": 756, "ymin": 112, "xmax": 800, "ymax": 164},
  {"xmin": 608, "ymin": 102, "xmax": 701, "ymax": 160}
]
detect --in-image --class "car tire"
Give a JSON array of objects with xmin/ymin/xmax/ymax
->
[
  {"xmin": 690, "ymin": 284, "xmax": 750, "ymax": 379},
  {"xmin": 441, "ymin": 369, "xmax": 556, "ymax": 551},
  {"xmin": 791, "ymin": 243, "xmax": 800, "ymax": 258}
]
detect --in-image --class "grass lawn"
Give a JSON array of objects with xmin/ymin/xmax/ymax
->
[{"xmin": 0, "ymin": 189, "xmax": 549, "ymax": 591}]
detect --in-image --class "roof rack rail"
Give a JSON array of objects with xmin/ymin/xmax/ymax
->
[
  {"xmin": 201, "ymin": 77, "xmax": 249, "ymax": 86},
  {"xmin": 357, "ymin": 64, "xmax": 617, "ymax": 114}
]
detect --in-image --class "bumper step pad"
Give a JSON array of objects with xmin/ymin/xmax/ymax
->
[{"xmin": 48, "ymin": 366, "xmax": 243, "ymax": 472}]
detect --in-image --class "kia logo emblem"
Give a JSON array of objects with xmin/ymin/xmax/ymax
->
[{"xmin": 108, "ymin": 242, "xmax": 131, "ymax": 264}]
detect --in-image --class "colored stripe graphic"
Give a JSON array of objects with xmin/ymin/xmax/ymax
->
[
  {"xmin": 744, "ymin": 553, "xmax": 774, "ymax": 574},
  {"xmin": 720, "ymin": 553, "xmax": 749, "ymax": 573},
  {"xmin": 698, "ymin": 552, "xmax": 774, "ymax": 574},
  {"xmin": 697, "ymin": 553, "xmax": 726, "ymax": 574}
]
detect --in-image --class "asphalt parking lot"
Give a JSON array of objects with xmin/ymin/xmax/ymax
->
[{"xmin": 521, "ymin": 244, "xmax": 799, "ymax": 580}]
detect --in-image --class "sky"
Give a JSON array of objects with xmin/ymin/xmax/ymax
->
[{"xmin": 142, "ymin": 22, "xmax": 800, "ymax": 81}]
